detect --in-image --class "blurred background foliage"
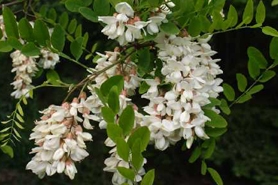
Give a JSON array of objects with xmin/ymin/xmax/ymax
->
[{"xmin": 1, "ymin": 0, "xmax": 278, "ymax": 184}]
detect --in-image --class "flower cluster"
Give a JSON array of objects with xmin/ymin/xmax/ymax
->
[
  {"xmin": 0, "ymin": 15, "xmax": 6, "ymax": 40},
  {"xmin": 26, "ymin": 94, "xmax": 97, "ymax": 179},
  {"xmin": 98, "ymin": 1, "xmax": 174, "ymax": 45},
  {"xmin": 140, "ymin": 34, "xmax": 223, "ymax": 150},
  {"xmin": 10, "ymin": 48, "xmax": 60, "ymax": 99},
  {"xmin": 10, "ymin": 50, "xmax": 38, "ymax": 99}
]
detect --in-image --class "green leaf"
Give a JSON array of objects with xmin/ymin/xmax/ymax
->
[
  {"xmin": 21, "ymin": 43, "xmax": 40, "ymax": 56},
  {"xmin": 59, "ymin": 12, "xmax": 69, "ymax": 29},
  {"xmin": 119, "ymin": 105, "xmax": 135, "ymax": 136},
  {"xmin": 100, "ymin": 75, "xmax": 124, "ymax": 97},
  {"xmin": 208, "ymin": 168, "xmax": 223, "ymax": 185},
  {"xmin": 270, "ymin": 37, "xmax": 278, "ymax": 59},
  {"xmin": 237, "ymin": 94, "xmax": 252, "ymax": 103},
  {"xmin": 1, "ymin": 145, "xmax": 14, "ymax": 158},
  {"xmin": 138, "ymin": 48, "xmax": 151, "ymax": 74},
  {"xmin": 236, "ymin": 73, "xmax": 248, "ymax": 92},
  {"xmin": 249, "ymin": 84, "xmax": 264, "ymax": 95},
  {"xmin": 94, "ymin": 0, "xmax": 110, "ymax": 15},
  {"xmin": 18, "ymin": 18, "xmax": 33, "ymax": 41},
  {"xmin": 188, "ymin": 16, "xmax": 201, "ymax": 37},
  {"xmin": 70, "ymin": 37, "xmax": 83, "ymax": 60},
  {"xmin": 223, "ymin": 83, "xmax": 235, "ymax": 101},
  {"xmin": 148, "ymin": 0, "xmax": 160, "ymax": 7},
  {"xmin": 33, "ymin": 20, "xmax": 50, "ymax": 46},
  {"xmin": 48, "ymin": 8, "xmax": 57, "ymax": 21},
  {"xmin": 7, "ymin": 37, "xmax": 23, "ymax": 50},
  {"xmin": 116, "ymin": 138, "xmax": 130, "ymax": 162},
  {"xmin": 0, "ymin": 127, "xmax": 11, "ymax": 133},
  {"xmin": 219, "ymin": 99, "xmax": 231, "ymax": 115},
  {"xmin": 201, "ymin": 161, "xmax": 207, "ymax": 175},
  {"xmin": 75, "ymin": 25, "xmax": 82, "ymax": 38},
  {"xmin": 160, "ymin": 22, "xmax": 180, "ymax": 35},
  {"xmin": 247, "ymin": 47, "xmax": 267, "ymax": 69},
  {"xmin": 0, "ymin": 41, "xmax": 12, "ymax": 52},
  {"xmin": 242, "ymin": 0, "xmax": 254, "ymax": 25},
  {"xmin": 108, "ymin": 86, "xmax": 120, "ymax": 113},
  {"xmin": 101, "ymin": 107, "xmax": 115, "ymax": 123},
  {"xmin": 95, "ymin": 88, "xmax": 107, "ymax": 105},
  {"xmin": 204, "ymin": 109, "xmax": 228, "ymax": 128},
  {"xmin": 141, "ymin": 169, "xmax": 155, "ymax": 185},
  {"xmin": 51, "ymin": 25, "xmax": 65, "ymax": 52},
  {"xmin": 248, "ymin": 58, "xmax": 260, "ymax": 79},
  {"xmin": 256, "ymin": 1, "xmax": 265, "ymax": 25},
  {"xmin": 15, "ymin": 121, "xmax": 24, "ymax": 130},
  {"xmin": 206, "ymin": 127, "xmax": 227, "ymax": 138},
  {"xmin": 3, "ymin": 7, "xmax": 19, "ymax": 39},
  {"xmin": 203, "ymin": 139, "xmax": 216, "ymax": 159},
  {"xmin": 107, "ymin": 122, "xmax": 123, "ymax": 143},
  {"xmin": 226, "ymin": 5, "xmax": 238, "ymax": 28},
  {"xmin": 131, "ymin": 139, "xmax": 144, "ymax": 170},
  {"xmin": 46, "ymin": 69, "xmax": 61, "ymax": 85},
  {"xmin": 272, "ymin": 0, "xmax": 278, "ymax": 6},
  {"xmin": 68, "ymin": 19, "xmax": 77, "ymax": 34},
  {"xmin": 128, "ymin": 126, "xmax": 150, "ymax": 152},
  {"xmin": 262, "ymin": 26, "xmax": 278, "ymax": 37},
  {"xmin": 65, "ymin": 0, "xmax": 92, "ymax": 12},
  {"xmin": 16, "ymin": 113, "xmax": 24, "ymax": 123},
  {"xmin": 17, "ymin": 104, "xmax": 24, "ymax": 116},
  {"xmin": 259, "ymin": 70, "xmax": 276, "ymax": 83},
  {"xmin": 79, "ymin": 7, "xmax": 98, "ymax": 22},
  {"xmin": 189, "ymin": 146, "xmax": 201, "ymax": 163},
  {"xmin": 117, "ymin": 167, "xmax": 135, "ymax": 181},
  {"xmin": 139, "ymin": 81, "xmax": 150, "ymax": 94},
  {"xmin": 13, "ymin": 128, "xmax": 21, "ymax": 139}
]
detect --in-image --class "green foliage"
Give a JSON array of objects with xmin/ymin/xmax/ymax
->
[
  {"xmin": 100, "ymin": 75, "xmax": 124, "ymax": 97},
  {"xmin": 223, "ymin": 83, "xmax": 235, "ymax": 101},
  {"xmin": 51, "ymin": 25, "xmax": 66, "ymax": 52},
  {"xmin": 236, "ymin": 73, "xmax": 248, "ymax": 92},
  {"xmin": 141, "ymin": 169, "xmax": 155, "ymax": 185},
  {"xmin": 116, "ymin": 138, "xmax": 130, "ymax": 161},
  {"xmin": 33, "ymin": 20, "xmax": 50, "ymax": 46},
  {"xmin": 119, "ymin": 105, "xmax": 135, "ymax": 136},
  {"xmin": 208, "ymin": 168, "xmax": 223, "ymax": 185},
  {"xmin": 46, "ymin": 69, "xmax": 61, "ymax": 85},
  {"xmin": 204, "ymin": 109, "xmax": 228, "ymax": 128},
  {"xmin": 18, "ymin": 18, "xmax": 34, "ymax": 42},
  {"xmin": 3, "ymin": 7, "xmax": 19, "ymax": 39},
  {"xmin": 117, "ymin": 167, "xmax": 135, "ymax": 181}
]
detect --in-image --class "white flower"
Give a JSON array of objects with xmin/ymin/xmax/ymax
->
[
  {"xmin": 10, "ymin": 50, "xmax": 38, "ymax": 99},
  {"xmin": 115, "ymin": 2, "xmax": 134, "ymax": 17},
  {"xmin": 140, "ymin": 33, "xmax": 223, "ymax": 151},
  {"xmin": 39, "ymin": 49, "xmax": 60, "ymax": 69}
]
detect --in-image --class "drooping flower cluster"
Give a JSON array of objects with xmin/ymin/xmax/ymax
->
[
  {"xmin": 10, "ymin": 50, "xmax": 39, "ymax": 99},
  {"xmin": 98, "ymin": 1, "xmax": 174, "ymax": 45},
  {"xmin": 10, "ymin": 48, "xmax": 60, "ymax": 99},
  {"xmin": 140, "ymin": 34, "xmax": 223, "ymax": 150},
  {"xmin": 26, "ymin": 94, "xmax": 97, "ymax": 179},
  {"xmin": 0, "ymin": 15, "xmax": 6, "ymax": 40}
]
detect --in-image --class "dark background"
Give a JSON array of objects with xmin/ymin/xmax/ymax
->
[{"xmin": 1, "ymin": 0, "xmax": 278, "ymax": 184}]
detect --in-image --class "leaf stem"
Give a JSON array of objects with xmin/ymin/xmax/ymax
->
[{"xmin": 229, "ymin": 63, "xmax": 275, "ymax": 108}]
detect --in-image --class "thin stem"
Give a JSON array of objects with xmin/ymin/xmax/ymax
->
[
  {"xmin": 0, "ymin": 0, "xmax": 22, "ymax": 9},
  {"xmin": 229, "ymin": 63, "xmax": 276, "ymax": 108}
]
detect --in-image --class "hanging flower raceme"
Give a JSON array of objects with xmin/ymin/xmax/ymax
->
[
  {"xmin": 0, "ymin": 15, "xmax": 6, "ymax": 40},
  {"xmin": 26, "ymin": 94, "xmax": 97, "ymax": 179},
  {"xmin": 10, "ymin": 50, "xmax": 38, "ymax": 99},
  {"xmin": 140, "ymin": 33, "xmax": 223, "ymax": 150}
]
